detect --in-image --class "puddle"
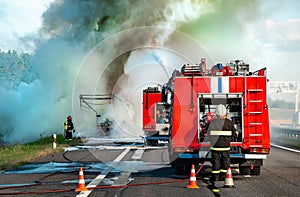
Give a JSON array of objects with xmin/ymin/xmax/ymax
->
[
  {"xmin": 64, "ymin": 144, "xmax": 167, "ymax": 152},
  {"xmin": 0, "ymin": 182, "xmax": 38, "ymax": 188},
  {"xmin": 3, "ymin": 162, "xmax": 112, "ymax": 174},
  {"xmin": 114, "ymin": 161, "xmax": 169, "ymax": 172},
  {"xmin": 83, "ymin": 137, "xmax": 144, "ymax": 146},
  {"xmin": 3, "ymin": 161, "xmax": 169, "ymax": 175}
]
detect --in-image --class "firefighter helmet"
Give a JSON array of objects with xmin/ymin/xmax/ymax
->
[{"xmin": 216, "ymin": 104, "xmax": 226, "ymax": 116}]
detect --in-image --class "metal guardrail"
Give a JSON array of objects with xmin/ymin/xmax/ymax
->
[{"xmin": 271, "ymin": 127, "xmax": 300, "ymax": 139}]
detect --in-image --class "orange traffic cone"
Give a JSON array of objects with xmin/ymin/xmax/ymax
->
[
  {"xmin": 187, "ymin": 164, "xmax": 200, "ymax": 189},
  {"xmin": 224, "ymin": 167, "xmax": 235, "ymax": 188},
  {"xmin": 75, "ymin": 167, "xmax": 88, "ymax": 192}
]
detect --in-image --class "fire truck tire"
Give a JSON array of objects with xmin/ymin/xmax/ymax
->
[
  {"xmin": 250, "ymin": 166, "xmax": 261, "ymax": 175},
  {"xmin": 174, "ymin": 165, "xmax": 185, "ymax": 175},
  {"xmin": 146, "ymin": 140, "xmax": 151, "ymax": 146},
  {"xmin": 239, "ymin": 166, "xmax": 251, "ymax": 175},
  {"xmin": 146, "ymin": 140, "xmax": 158, "ymax": 146}
]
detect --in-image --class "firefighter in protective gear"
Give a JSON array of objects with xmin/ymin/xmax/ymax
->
[
  {"xmin": 206, "ymin": 104, "xmax": 236, "ymax": 193},
  {"xmin": 64, "ymin": 115, "xmax": 74, "ymax": 140}
]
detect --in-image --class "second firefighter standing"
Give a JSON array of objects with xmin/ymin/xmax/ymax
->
[{"xmin": 64, "ymin": 115, "xmax": 75, "ymax": 140}]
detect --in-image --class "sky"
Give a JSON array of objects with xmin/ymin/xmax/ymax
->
[
  {"xmin": 179, "ymin": 0, "xmax": 300, "ymax": 82},
  {"xmin": 0, "ymin": 0, "xmax": 53, "ymax": 52},
  {"xmin": 0, "ymin": 0, "xmax": 299, "ymax": 82}
]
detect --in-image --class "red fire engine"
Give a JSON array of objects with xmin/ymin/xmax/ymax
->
[
  {"xmin": 142, "ymin": 59, "xmax": 270, "ymax": 175},
  {"xmin": 142, "ymin": 85, "xmax": 172, "ymax": 146}
]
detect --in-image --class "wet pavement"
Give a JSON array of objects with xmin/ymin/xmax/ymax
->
[{"xmin": 3, "ymin": 161, "xmax": 168, "ymax": 175}]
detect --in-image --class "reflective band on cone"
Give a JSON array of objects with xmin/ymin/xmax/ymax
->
[
  {"xmin": 187, "ymin": 164, "xmax": 200, "ymax": 189},
  {"xmin": 75, "ymin": 167, "xmax": 88, "ymax": 192},
  {"xmin": 223, "ymin": 167, "xmax": 235, "ymax": 188}
]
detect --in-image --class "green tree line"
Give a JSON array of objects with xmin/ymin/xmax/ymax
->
[
  {"xmin": 267, "ymin": 97, "xmax": 295, "ymax": 109},
  {"xmin": 0, "ymin": 49, "xmax": 36, "ymax": 90}
]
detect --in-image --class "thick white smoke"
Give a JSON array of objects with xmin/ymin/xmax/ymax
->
[
  {"xmin": 2, "ymin": 0, "xmax": 267, "ymax": 143},
  {"xmin": 1, "ymin": 0, "xmax": 205, "ymax": 143},
  {"xmin": 0, "ymin": 39, "xmax": 86, "ymax": 143}
]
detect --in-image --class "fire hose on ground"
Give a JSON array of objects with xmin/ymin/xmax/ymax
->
[{"xmin": 0, "ymin": 151, "xmax": 211, "ymax": 195}]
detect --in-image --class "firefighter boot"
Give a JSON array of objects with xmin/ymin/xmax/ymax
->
[{"xmin": 209, "ymin": 181, "xmax": 220, "ymax": 193}]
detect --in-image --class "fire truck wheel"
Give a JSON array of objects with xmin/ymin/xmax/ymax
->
[
  {"xmin": 250, "ymin": 166, "xmax": 261, "ymax": 175},
  {"xmin": 174, "ymin": 166, "xmax": 185, "ymax": 175},
  {"xmin": 146, "ymin": 140, "xmax": 158, "ymax": 146},
  {"xmin": 239, "ymin": 166, "xmax": 251, "ymax": 175},
  {"xmin": 152, "ymin": 140, "xmax": 158, "ymax": 146},
  {"xmin": 145, "ymin": 140, "xmax": 150, "ymax": 146}
]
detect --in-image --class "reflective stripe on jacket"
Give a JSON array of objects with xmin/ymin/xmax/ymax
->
[
  {"xmin": 207, "ymin": 118, "xmax": 236, "ymax": 148},
  {"xmin": 211, "ymin": 147, "xmax": 230, "ymax": 151},
  {"xmin": 212, "ymin": 170, "xmax": 220, "ymax": 174},
  {"xmin": 210, "ymin": 130, "xmax": 232, "ymax": 136}
]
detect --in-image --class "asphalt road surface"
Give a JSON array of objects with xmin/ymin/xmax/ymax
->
[{"xmin": 0, "ymin": 142, "xmax": 299, "ymax": 196}]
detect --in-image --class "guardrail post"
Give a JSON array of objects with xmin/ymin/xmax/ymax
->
[{"xmin": 53, "ymin": 134, "xmax": 57, "ymax": 149}]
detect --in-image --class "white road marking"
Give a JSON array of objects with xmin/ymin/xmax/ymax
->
[
  {"xmin": 65, "ymin": 145, "xmax": 166, "ymax": 152},
  {"xmin": 131, "ymin": 149, "xmax": 145, "ymax": 160},
  {"xmin": 113, "ymin": 148, "xmax": 131, "ymax": 162},
  {"xmin": 113, "ymin": 171, "xmax": 132, "ymax": 186},
  {"xmin": 271, "ymin": 143, "xmax": 300, "ymax": 153},
  {"xmin": 76, "ymin": 148, "xmax": 131, "ymax": 197}
]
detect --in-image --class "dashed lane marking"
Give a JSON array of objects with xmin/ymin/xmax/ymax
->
[
  {"xmin": 76, "ymin": 148, "xmax": 131, "ymax": 197},
  {"xmin": 113, "ymin": 171, "xmax": 132, "ymax": 185},
  {"xmin": 131, "ymin": 149, "xmax": 145, "ymax": 160}
]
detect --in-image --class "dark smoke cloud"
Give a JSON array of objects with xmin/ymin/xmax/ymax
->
[{"xmin": 40, "ymin": 0, "xmax": 199, "ymax": 45}]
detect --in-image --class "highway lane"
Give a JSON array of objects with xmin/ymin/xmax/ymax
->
[
  {"xmin": 0, "ymin": 144, "xmax": 299, "ymax": 196},
  {"xmin": 122, "ymin": 145, "xmax": 300, "ymax": 197}
]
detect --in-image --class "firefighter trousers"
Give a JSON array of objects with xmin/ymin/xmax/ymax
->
[
  {"xmin": 211, "ymin": 150, "xmax": 230, "ymax": 181},
  {"xmin": 65, "ymin": 131, "xmax": 73, "ymax": 140}
]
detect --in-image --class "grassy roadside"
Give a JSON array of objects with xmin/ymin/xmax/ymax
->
[{"xmin": 0, "ymin": 134, "xmax": 82, "ymax": 171}]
